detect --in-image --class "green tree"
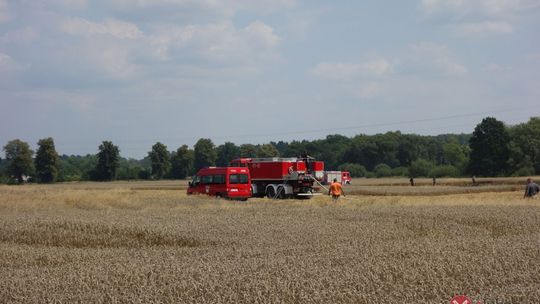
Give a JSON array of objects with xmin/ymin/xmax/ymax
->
[
  {"xmin": 391, "ymin": 166, "xmax": 409, "ymax": 177},
  {"xmin": 337, "ymin": 163, "xmax": 367, "ymax": 177},
  {"xmin": 216, "ymin": 142, "xmax": 240, "ymax": 166},
  {"xmin": 194, "ymin": 138, "xmax": 217, "ymax": 171},
  {"xmin": 3, "ymin": 139, "xmax": 34, "ymax": 183},
  {"xmin": 239, "ymin": 144, "xmax": 258, "ymax": 158},
  {"xmin": 94, "ymin": 141, "xmax": 120, "ymax": 181},
  {"xmin": 257, "ymin": 144, "xmax": 280, "ymax": 158},
  {"xmin": 116, "ymin": 158, "xmax": 146, "ymax": 180},
  {"xmin": 320, "ymin": 135, "xmax": 350, "ymax": 170},
  {"xmin": 429, "ymin": 165, "xmax": 460, "ymax": 177},
  {"xmin": 442, "ymin": 141, "xmax": 469, "ymax": 173},
  {"xmin": 409, "ymin": 159, "xmax": 435, "ymax": 177},
  {"xmin": 35, "ymin": 137, "xmax": 60, "ymax": 183},
  {"xmin": 58, "ymin": 154, "xmax": 98, "ymax": 181},
  {"xmin": 170, "ymin": 145, "xmax": 194, "ymax": 179},
  {"xmin": 374, "ymin": 163, "xmax": 392, "ymax": 178},
  {"xmin": 468, "ymin": 117, "xmax": 510, "ymax": 176},
  {"xmin": 0, "ymin": 157, "xmax": 9, "ymax": 184},
  {"xmin": 148, "ymin": 142, "xmax": 170, "ymax": 179},
  {"xmin": 508, "ymin": 117, "xmax": 540, "ymax": 175},
  {"xmin": 343, "ymin": 133, "xmax": 400, "ymax": 170}
]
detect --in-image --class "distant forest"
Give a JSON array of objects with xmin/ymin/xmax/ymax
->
[{"xmin": 1, "ymin": 117, "xmax": 539, "ymax": 184}]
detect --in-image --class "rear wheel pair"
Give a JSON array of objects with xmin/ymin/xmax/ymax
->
[{"xmin": 266, "ymin": 186, "xmax": 286, "ymax": 199}]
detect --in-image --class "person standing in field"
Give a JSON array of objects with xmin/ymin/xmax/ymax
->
[
  {"xmin": 524, "ymin": 178, "xmax": 539, "ymax": 198},
  {"xmin": 328, "ymin": 178, "xmax": 345, "ymax": 203}
]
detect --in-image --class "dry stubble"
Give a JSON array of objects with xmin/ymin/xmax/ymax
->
[{"xmin": 0, "ymin": 184, "xmax": 539, "ymax": 303}]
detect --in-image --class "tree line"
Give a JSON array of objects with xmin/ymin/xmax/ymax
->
[{"xmin": 1, "ymin": 117, "xmax": 539, "ymax": 184}]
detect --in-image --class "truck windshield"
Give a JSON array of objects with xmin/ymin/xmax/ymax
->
[{"xmin": 229, "ymin": 174, "xmax": 249, "ymax": 184}]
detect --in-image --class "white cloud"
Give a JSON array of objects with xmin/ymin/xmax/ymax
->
[
  {"xmin": 241, "ymin": 21, "xmax": 280, "ymax": 48},
  {"xmin": 102, "ymin": 0, "xmax": 296, "ymax": 23},
  {"xmin": 0, "ymin": 53, "xmax": 20, "ymax": 72},
  {"xmin": 310, "ymin": 58, "xmax": 393, "ymax": 80},
  {"xmin": 453, "ymin": 21, "xmax": 513, "ymax": 35},
  {"xmin": 56, "ymin": 18, "xmax": 145, "ymax": 79},
  {"xmin": 60, "ymin": 18, "xmax": 144, "ymax": 39},
  {"xmin": 93, "ymin": 44, "xmax": 140, "ymax": 79},
  {"xmin": 409, "ymin": 42, "xmax": 467, "ymax": 76},
  {"xmin": 110, "ymin": 0, "xmax": 296, "ymax": 12},
  {"xmin": 148, "ymin": 21, "xmax": 280, "ymax": 63},
  {"xmin": 421, "ymin": 0, "xmax": 540, "ymax": 17}
]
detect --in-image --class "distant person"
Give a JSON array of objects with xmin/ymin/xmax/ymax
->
[
  {"xmin": 524, "ymin": 178, "xmax": 539, "ymax": 198},
  {"xmin": 432, "ymin": 176, "xmax": 436, "ymax": 186},
  {"xmin": 472, "ymin": 176, "xmax": 476, "ymax": 185},
  {"xmin": 409, "ymin": 177, "xmax": 414, "ymax": 186},
  {"xmin": 328, "ymin": 178, "xmax": 345, "ymax": 202}
]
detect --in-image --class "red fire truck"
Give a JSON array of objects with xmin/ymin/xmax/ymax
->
[
  {"xmin": 341, "ymin": 171, "xmax": 352, "ymax": 184},
  {"xmin": 187, "ymin": 167, "xmax": 251, "ymax": 200},
  {"xmin": 230, "ymin": 157, "xmax": 325, "ymax": 199},
  {"xmin": 322, "ymin": 171, "xmax": 352, "ymax": 185}
]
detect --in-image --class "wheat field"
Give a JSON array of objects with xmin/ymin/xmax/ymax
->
[{"xmin": 1, "ymin": 182, "xmax": 539, "ymax": 303}]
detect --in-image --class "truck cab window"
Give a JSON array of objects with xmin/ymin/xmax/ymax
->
[
  {"xmin": 213, "ymin": 175, "xmax": 225, "ymax": 184},
  {"xmin": 201, "ymin": 175, "xmax": 213, "ymax": 184}
]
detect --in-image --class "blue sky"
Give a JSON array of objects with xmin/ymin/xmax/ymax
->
[{"xmin": 1, "ymin": 0, "xmax": 539, "ymax": 158}]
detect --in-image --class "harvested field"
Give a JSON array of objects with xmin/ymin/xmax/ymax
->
[{"xmin": 1, "ymin": 183, "xmax": 539, "ymax": 303}]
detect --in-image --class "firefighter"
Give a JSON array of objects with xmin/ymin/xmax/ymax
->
[
  {"xmin": 524, "ymin": 178, "xmax": 539, "ymax": 198},
  {"xmin": 328, "ymin": 178, "xmax": 345, "ymax": 203}
]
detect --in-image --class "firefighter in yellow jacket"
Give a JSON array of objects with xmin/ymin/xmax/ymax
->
[{"xmin": 328, "ymin": 178, "xmax": 345, "ymax": 202}]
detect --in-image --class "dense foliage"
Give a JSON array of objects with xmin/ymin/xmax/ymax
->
[
  {"xmin": 35, "ymin": 137, "xmax": 59, "ymax": 183},
  {"xmin": 94, "ymin": 141, "xmax": 120, "ymax": 181},
  {"xmin": 468, "ymin": 117, "xmax": 510, "ymax": 176},
  {"xmin": 1, "ymin": 117, "xmax": 539, "ymax": 183},
  {"xmin": 194, "ymin": 138, "xmax": 217, "ymax": 171},
  {"xmin": 3, "ymin": 139, "xmax": 34, "ymax": 183},
  {"xmin": 148, "ymin": 142, "xmax": 170, "ymax": 180}
]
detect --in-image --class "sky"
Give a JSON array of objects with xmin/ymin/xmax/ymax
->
[{"xmin": 1, "ymin": 0, "xmax": 539, "ymax": 159}]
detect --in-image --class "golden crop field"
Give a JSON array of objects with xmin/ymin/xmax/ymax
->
[{"xmin": 1, "ymin": 180, "xmax": 539, "ymax": 303}]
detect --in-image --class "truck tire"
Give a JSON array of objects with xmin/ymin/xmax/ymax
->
[
  {"xmin": 276, "ymin": 186, "xmax": 286, "ymax": 199},
  {"xmin": 266, "ymin": 187, "xmax": 275, "ymax": 199}
]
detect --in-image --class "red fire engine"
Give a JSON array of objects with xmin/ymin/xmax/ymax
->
[
  {"xmin": 341, "ymin": 171, "xmax": 352, "ymax": 184},
  {"xmin": 230, "ymin": 157, "xmax": 325, "ymax": 199}
]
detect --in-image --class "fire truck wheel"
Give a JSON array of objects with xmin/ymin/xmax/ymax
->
[
  {"xmin": 266, "ymin": 187, "xmax": 275, "ymax": 199},
  {"xmin": 216, "ymin": 193, "xmax": 222, "ymax": 199},
  {"xmin": 276, "ymin": 186, "xmax": 286, "ymax": 199}
]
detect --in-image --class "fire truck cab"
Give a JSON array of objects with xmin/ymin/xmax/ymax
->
[{"xmin": 187, "ymin": 167, "xmax": 251, "ymax": 200}]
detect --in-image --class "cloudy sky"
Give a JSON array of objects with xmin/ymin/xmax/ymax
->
[{"xmin": 1, "ymin": 0, "xmax": 539, "ymax": 158}]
